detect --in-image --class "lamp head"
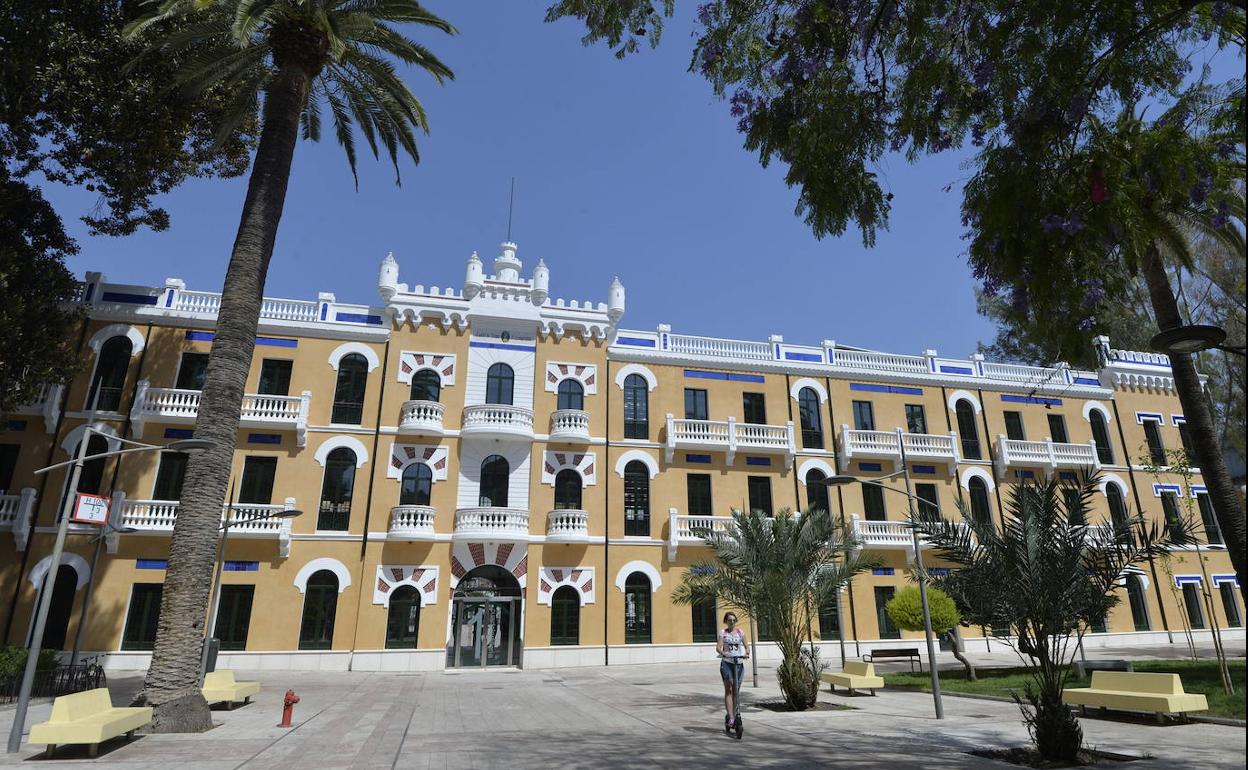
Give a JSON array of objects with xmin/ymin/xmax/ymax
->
[
  {"xmin": 821, "ymin": 475, "xmax": 859, "ymax": 487},
  {"xmin": 1150, "ymin": 325, "xmax": 1226, "ymax": 354},
  {"xmin": 167, "ymin": 438, "xmax": 215, "ymax": 455}
]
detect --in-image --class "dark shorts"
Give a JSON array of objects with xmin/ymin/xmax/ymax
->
[{"xmin": 720, "ymin": 658, "xmax": 744, "ymax": 684}]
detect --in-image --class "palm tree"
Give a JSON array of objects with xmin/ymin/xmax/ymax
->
[
  {"xmin": 124, "ymin": 0, "xmax": 454, "ymax": 732},
  {"xmin": 673, "ymin": 508, "xmax": 875, "ymax": 710},
  {"xmin": 911, "ymin": 472, "xmax": 1191, "ymax": 763}
]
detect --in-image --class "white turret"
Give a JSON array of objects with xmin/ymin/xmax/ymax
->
[
  {"xmin": 531, "ymin": 259, "xmax": 550, "ymax": 305},
  {"xmin": 464, "ymin": 252, "xmax": 484, "ymax": 299},
  {"xmin": 494, "ymin": 241, "xmax": 522, "ymax": 282},
  {"xmin": 607, "ymin": 276, "xmax": 625, "ymax": 323},
  {"xmin": 378, "ymin": 252, "xmax": 400, "ymax": 301}
]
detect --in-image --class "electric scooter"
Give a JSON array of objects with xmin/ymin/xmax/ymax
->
[{"xmin": 724, "ymin": 658, "xmax": 744, "ymax": 739}]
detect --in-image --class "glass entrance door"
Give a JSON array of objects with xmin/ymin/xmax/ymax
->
[{"xmin": 452, "ymin": 597, "xmax": 520, "ymax": 668}]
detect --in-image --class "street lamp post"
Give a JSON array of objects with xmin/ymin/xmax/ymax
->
[
  {"xmin": 197, "ymin": 504, "xmax": 301, "ymax": 681},
  {"xmin": 6, "ymin": 429, "xmax": 213, "ymax": 754},
  {"xmin": 824, "ymin": 455, "xmax": 945, "ymax": 720}
]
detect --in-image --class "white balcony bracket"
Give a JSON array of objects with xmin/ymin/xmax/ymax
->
[
  {"xmin": 8, "ymin": 488, "xmax": 37, "ymax": 552},
  {"xmin": 296, "ymin": 392, "xmax": 311, "ymax": 448},
  {"xmin": 106, "ymin": 491, "xmax": 126, "ymax": 554},
  {"xmin": 279, "ymin": 497, "xmax": 295, "ymax": 557}
]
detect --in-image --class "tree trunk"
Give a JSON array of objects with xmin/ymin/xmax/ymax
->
[
  {"xmin": 1141, "ymin": 249, "xmax": 1247, "ymax": 588},
  {"xmin": 134, "ymin": 65, "xmax": 311, "ymax": 732},
  {"xmin": 946, "ymin": 627, "xmax": 976, "ymax": 681}
]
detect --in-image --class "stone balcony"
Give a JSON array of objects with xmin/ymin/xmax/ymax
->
[
  {"xmin": 548, "ymin": 409, "xmax": 591, "ymax": 443},
  {"xmin": 131, "ymin": 380, "xmax": 310, "ymax": 446},
  {"xmin": 850, "ymin": 516, "xmax": 922, "ymax": 550},
  {"xmin": 993, "ymin": 436, "xmax": 1100, "ymax": 478},
  {"xmin": 12, "ymin": 384, "xmax": 63, "ymax": 433},
  {"xmin": 0, "ymin": 489, "xmax": 37, "ymax": 551},
  {"xmin": 397, "ymin": 400, "xmax": 445, "ymax": 437},
  {"xmin": 118, "ymin": 497, "xmax": 294, "ymax": 556},
  {"xmin": 388, "ymin": 505, "xmax": 437, "ymax": 539},
  {"xmin": 664, "ymin": 415, "xmax": 795, "ymax": 466},
  {"xmin": 545, "ymin": 509, "xmax": 590, "ymax": 542},
  {"xmin": 839, "ymin": 426, "xmax": 959, "ymax": 472},
  {"xmin": 460, "ymin": 404, "xmax": 534, "ymax": 441},
  {"xmin": 666, "ymin": 509, "xmax": 737, "ymax": 559},
  {"xmin": 453, "ymin": 506, "xmax": 529, "ymax": 541}
]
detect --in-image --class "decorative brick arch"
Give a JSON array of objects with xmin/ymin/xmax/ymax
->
[
  {"xmin": 542, "ymin": 451, "xmax": 596, "ymax": 486},
  {"xmin": 372, "ymin": 565, "xmax": 439, "ymax": 607},
  {"xmin": 545, "ymin": 362, "xmax": 597, "ymax": 395},
  {"xmin": 449, "ymin": 542, "xmax": 527, "ymax": 590},
  {"xmin": 387, "ymin": 443, "xmax": 449, "ymax": 481},
  {"xmin": 397, "ymin": 351, "xmax": 456, "ymax": 387},
  {"xmin": 537, "ymin": 567, "xmax": 596, "ymax": 606}
]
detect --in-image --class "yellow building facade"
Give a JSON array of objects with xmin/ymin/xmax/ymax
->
[{"xmin": 0, "ymin": 243, "xmax": 1241, "ymax": 671}]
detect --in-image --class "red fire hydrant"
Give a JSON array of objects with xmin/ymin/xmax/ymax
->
[{"xmin": 278, "ymin": 689, "xmax": 299, "ymax": 728}]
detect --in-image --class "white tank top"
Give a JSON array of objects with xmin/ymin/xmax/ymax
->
[{"xmin": 719, "ymin": 628, "xmax": 746, "ymax": 660}]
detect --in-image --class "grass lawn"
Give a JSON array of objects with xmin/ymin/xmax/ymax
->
[{"xmin": 882, "ymin": 659, "xmax": 1245, "ymax": 720}]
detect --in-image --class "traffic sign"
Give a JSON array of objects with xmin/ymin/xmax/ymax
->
[{"xmin": 70, "ymin": 493, "xmax": 110, "ymax": 525}]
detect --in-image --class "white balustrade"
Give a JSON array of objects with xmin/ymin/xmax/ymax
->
[
  {"xmin": 841, "ymin": 427, "xmax": 959, "ymax": 469},
  {"xmin": 667, "ymin": 510, "xmax": 736, "ymax": 558},
  {"xmin": 981, "ymin": 361, "xmax": 1063, "ymax": 384},
  {"xmin": 994, "ymin": 436, "xmax": 1100, "ymax": 478},
  {"xmin": 851, "ymin": 517, "xmax": 917, "ymax": 548},
  {"xmin": 460, "ymin": 404, "xmax": 534, "ymax": 439},
  {"xmin": 173, "ymin": 290, "xmax": 318, "ymax": 323},
  {"xmin": 832, "ymin": 349, "xmax": 928, "ymax": 374},
  {"xmin": 398, "ymin": 400, "xmax": 445, "ymax": 435},
  {"xmin": 131, "ymin": 383, "xmax": 309, "ymax": 445},
  {"xmin": 666, "ymin": 333, "xmax": 772, "ymax": 360},
  {"xmin": 546, "ymin": 509, "xmax": 590, "ymax": 541},
  {"xmin": 549, "ymin": 409, "xmax": 591, "ymax": 442},
  {"xmin": 453, "ymin": 507, "xmax": 530, "ymax": 540},
  {"xmin": 665, "ymin": 415, "xmax": 795, "ymax": 464},
  {"xmin": 900, "ymin": 432, "xmax": 958, "ymax": 464},
  {"xmin": 389, "ymin": 505, "xmax": 436, "ymax": 539},
  {"xmin": 120, "ymin": 499, "xmax": 292, "ymax": 538}
]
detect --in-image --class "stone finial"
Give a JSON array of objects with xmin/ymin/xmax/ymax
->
[
  {"xmin": 608, "ymin": 276, "xmax": 625, "ymax": 323},
  {"xmin": 532, "ymin": 258, "xmax": 550, "ymax": 305},
  {"xmin": 378, "ymin": 252, "xmax": 399, "ymax": 301},
  {"xmin": 464, "ymin": 251, "xmax": 484, "ymax": 299}
]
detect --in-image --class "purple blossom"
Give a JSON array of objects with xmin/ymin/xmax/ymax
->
[
  {"xmin": 1078, "ymin": 316, "xmax": 1097, "ymax": 331},
  {"xmin": 1190, "ymin": 175, "xmax": 1211, "ymax": 205},
  {"xmin": 1082, "ymin": 278, "xmax": 1106, "ymax": 306},
  {"xmin": 729, "ymin": 89, "xmax": 754, "ymax": 118},
  {"xmin": 1216, "ymin": 141, "xmax": 1234, "ymax": 159},
  {"xmin": 1060, "ymin": 213, "xmax": 1084, "ymax": 235},
  {"xmin": 1212, "ymin": 199, "xmax": 1231, "ymax": 228},
  {"xmin": 1041, "ymin": 214, "xmax": 1064, "ymax": 232},
  {"xmin": 696, "ymin": 3, "xmax": 714, "ymax": 25}
]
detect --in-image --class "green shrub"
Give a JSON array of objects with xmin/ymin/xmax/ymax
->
[
  {"xmin": 0, "ymin": 645, "xmax": 59, "ymax": 677},
  {"xmin": 885, "ymin": 585, "xmax": 961, "ymax": 632}
]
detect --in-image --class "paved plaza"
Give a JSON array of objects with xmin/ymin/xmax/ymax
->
[{"xmin": 2, "ymin": 645, "xmax": 1244, "ymax": 769}]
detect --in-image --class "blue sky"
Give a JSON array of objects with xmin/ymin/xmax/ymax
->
[{"xmin": 40, "ymin": 4, "xmax": 1232, "ymax": 360}]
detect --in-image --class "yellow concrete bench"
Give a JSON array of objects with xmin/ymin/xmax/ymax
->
[
  {"xmin": 1062, "ymin": 671, "xmax": 1208, "ymax": 723},
  {"xmin": 202, "ymin": 670, "xmax": 260, "ymax": 709},
  {"xmin": 28, "ymin": 687, "xmax": 151, "ymax": 758},
  {"xmin": 820, "ymin": 661, "xmax": 886, "ymax": 696}
]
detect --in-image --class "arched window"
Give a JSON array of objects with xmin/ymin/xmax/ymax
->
[
  {"xmin": 550, "ymin": 586, "xmax": 580, "ymax": 645},
  {"xmin": 554, "ymin": 469, "xmax": 582, "ymax": 510},
  {"xmin": 479, "ymin": 455, "xmax": 509, "ymax": 507},
  {"xmin": 1125, "ymin": 574, "xmax": 1150, "ymax": 631},
  {"xmin": 298, "ymin": 570, "xmax": 339, "ymax": 650},
  {"xmin": 557, "ymin": 379, "xmax": 584, "ymax": 411},
  {"xmin": 798, "ymin": 388, "xmax": 823, "ymax": 448},
  {"xmin": 955, "ymin": 400, "xmax": 981, "ymax": 460},
  {"xmin": 968, "ymin": 476, "xmax": 993, "ymax": 527},
  {"xmin": 623, "ymin": 460, "xmax": 650, "ymax": 537},
  {"xmin": 624, "ymin": 572, "xmax": 652, "ymax": 644},
  {"xmin": 37, "ymin": 566, "xmax": 78, "ymax": 650},
  {"xmin": 317, "ymin": 448, "xmax": 356, "ymax": 531},
  {"xmin": 399, "ymin": 463, "xmax": 432, "ymax": 506},
  {"xmin": 485, "ymin": 363, "xmax": 514, "ymax": 405},
  {"xmin": 332, "ymin": 353, "xmax": 369, "ymax": 424},
  {"xmin": 76, "ymin": 435, "xmax": 111, "ymax": 497},
  {"xmin": 805, "ymin": 469, "xmax": 830, "ymax": 513},
  {"xmin": 1089, "ymin": 411, "xmax": 1114, "ymax": 465},
  {"xmin": 1106, "ymin": 483, "xmax": 1129, "ymax": 527},
  {"xmin": 409, "ymin": 370, "xmax": 441, "ymax": 402},
  {"xmin": 88, "ymin": 336, "xmax": 132, "ymax": 411},
  {"xmin": 385, "ymin": 586, "xmax": 421, "ymax": 648},
  {"xmin": 623, "ymin": 374, "xmax": 649, "ymax": 439}
]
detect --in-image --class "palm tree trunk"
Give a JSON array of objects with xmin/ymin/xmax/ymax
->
[
  {"xmin": 135, "ymin": 65, "xmax": 311, "ymax": 733},
  {"xmin": 1141, "ymin": 249, "xmax": 1247, "ymax": 589}
]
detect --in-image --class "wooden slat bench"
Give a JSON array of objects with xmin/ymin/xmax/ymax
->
[
  {"xmin": 1062, "ymin": 671, "xmax": 1208, "ymax": 723},
  {"xmin": 863, "ymin": 647, "xmax": 923, "ymax": 672},
  {"xmin": 28, "ymin": 688, "xmax": 152, "ymax": 758},
  {"xmin": 820, "ymin": 661, "xmax": 885, "ymax": 696}
]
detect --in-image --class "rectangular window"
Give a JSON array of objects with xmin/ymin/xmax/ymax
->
[
  {"xmin": 0, "ymin": 444, "xmax": 17, "ymax": 493},
  {"xmin": 1219, "ymin": 583, "xmax": 1242, "ymax": 628},
  {"xmin": 258, "ymin": 359, "xmax": 292, "ymax": 396},
  {"xmin": 852, "ymin": 401, "xmax": 875, "ymax": 431},
  {"xmin": 1176, "ymin": 422, "xmax": 1196, "ymax": 459},
  {"xmin": 1126, "ymin": 576, "xmax": 1151, "ymax": 632},
  {"xmin": 239, "ymin": 456, "xmax": 277, "ymax": 505},
  {"xmin": 623, "ymin": 379, "xmax": 648, "ymax": 439},
  {"xmin": 684, "ymin": 388, "xmax": 708, "ymax": 420},
  {"xmin": 747, "ymin": 476, "xmax": 773, "ymax": 516},
  {"xmin": 175, "ymin": 352, "xmax": 210, "ymax": 390},
  {"xmin": 1160, "ymin": 493, "xmax": 1185, "ymax": 541},
  {"xmin": 862, "ymin": 484, "xmax": 887, "ymax": 521},
  {"xmin": 818, "ymin": 597, "xmax": 841, "ymax": 640},
  {"xmin": 1181, "ymin": 583, "xmax": 1205, "ymax": 630},
  {"xmin": 687, "ymin": 474, "xmax": 713, "ymax": 515},
  {"xmin": 215, "ymin": 585, "xmax": 255, "ymax": 651},
  {"xmin": 904, "ymin": 404, "xmax": 927, "ymax": 434},
  {"xmin": 1196, "ymin": 494, "xmax": 1221, "ymax": 545},
  {"xmin": 1047, "ymin": 414, "xmax": 1069, "ymax": 444},
  {"xmin": 742, "ymin": 392, "xmax": 767, "ymax": 424},
  {"xmin": 874, "ymin": 586, "xmax": 900, "ymax": 639},
  {"xmin": 914, "ymin": 483, "xmax": 940, "ymax": 520},
  {"xmin": 1143, "ymin": 420, "xmax": 1166, "ymax": 465},
  {"xmin": 152, "ymin": 452, "xmax": 189, "ymax": 500},
  {"xmin": 121, "ymin": 583, "xmax": 163, "ymax": 651},
  {"xmin": 1004, "ymin": 411, "xmax": 1026, "ymax": 441},
  {"xmin": 691, "ymin": 599, "xmax": 717, "ymax": 643}
]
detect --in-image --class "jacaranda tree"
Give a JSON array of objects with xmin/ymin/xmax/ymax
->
[{"xmin": 124, "ymin": 0, "xmax": 454, "ymax": 731}]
